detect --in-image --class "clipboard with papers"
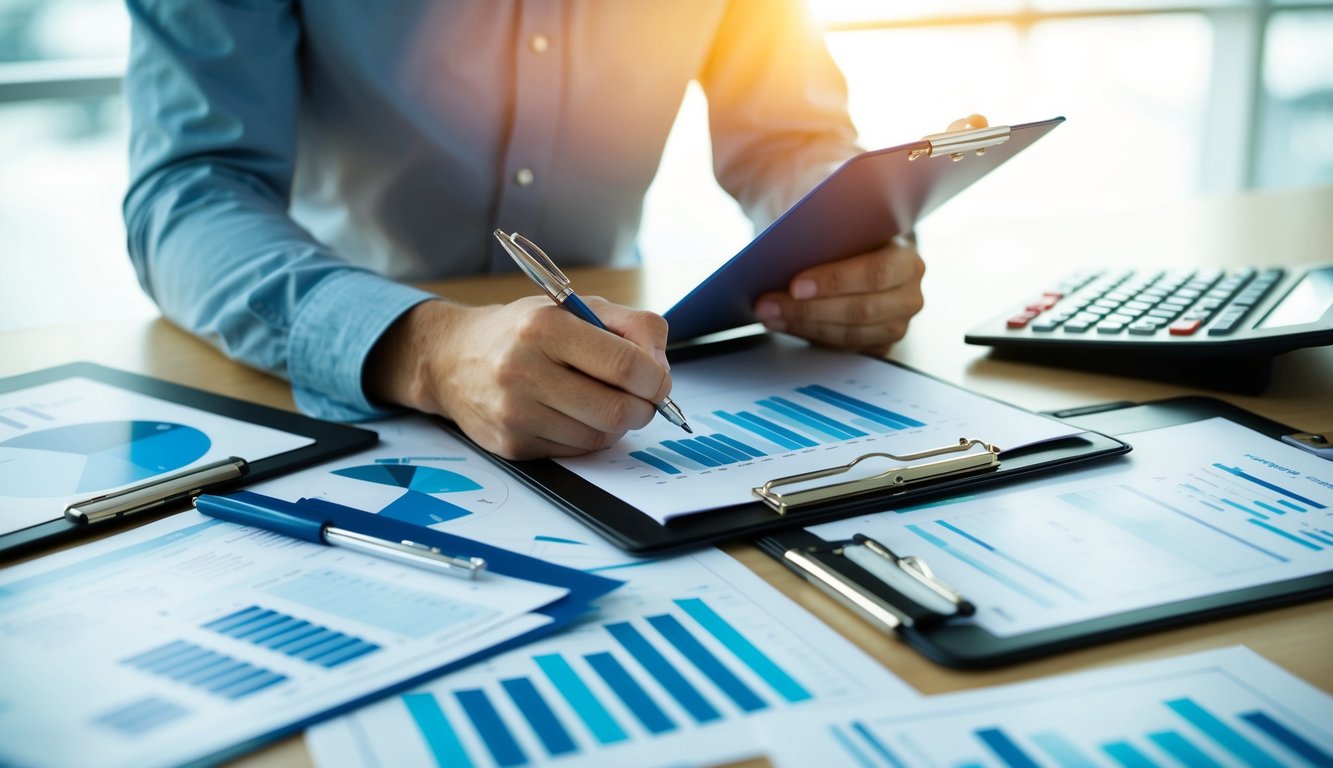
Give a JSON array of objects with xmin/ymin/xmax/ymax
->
[
  {"xmin": 447, "ymin": 334, "xmax": 1130, "ymax": 555},
  {"xmin": 756, "ymin": 396, "xmax": 1333, "ymax": 668},
  {"xmin": 0, "ymin": 361, "xmax": 377, "ymax": 558}
]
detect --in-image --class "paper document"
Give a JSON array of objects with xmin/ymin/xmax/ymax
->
[
  {"xmin": 0, "ymin": 377, "xmax": 313, "ymax": 535},
  {"xmin": 811, "ymin": 417, "xmax": 1333, "ymax": 637},
  {"xmin": 758, "ymin": 646, "xmax": 1333, "ymax": 767},
  {"xmin": 0, "ymin": 511, "xmax": 572, "ymax": 768},
  {"xmin": 308, "ymin": 549, "xmax": 916, "ymax": 768},
  {"xmin": 555, "ymin": 338, "xmax": 1080, "ymax": 522}
]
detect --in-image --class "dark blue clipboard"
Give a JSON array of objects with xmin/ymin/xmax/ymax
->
[
  {"xmin": 757, "ymin": 396, "xmax": 1333, "ymax": 668},
  {"xmin": 664, "ymin": 117, "xmax": 1065, "ymax": 344},
  {"xmin": 0, "ymin": 362, "xmax": 378, "ymax": 559}
]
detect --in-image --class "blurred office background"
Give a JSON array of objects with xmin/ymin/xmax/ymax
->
[{"xmin": 2, "ymin": 0, "xmax": 1331, "ymax": 331}]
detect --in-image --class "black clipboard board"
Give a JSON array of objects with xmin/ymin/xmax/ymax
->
[
  {"xmin": 0, "ymin": 362, "xmax": 377, "ymax": 558},
  {"xmin": 444, "ymin": 334, "xmax": 1129, "ymax": 555},
  {"xmin": 664, "ymin": 117, "xmax": 1064, "ymax": 343},
  {"xmin": 756, "ymin": 396, "xmax": 1333, "ymax": 668}
]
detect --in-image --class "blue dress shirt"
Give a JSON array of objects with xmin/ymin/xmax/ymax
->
[{"xmin": 123, "ymin": 0, "xmax": 859, "ymax": 420}]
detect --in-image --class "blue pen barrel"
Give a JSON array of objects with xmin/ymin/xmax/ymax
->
[
  {"xmin": 561, "ymin": 293, "xmax": 609, "ymax": 330},
  {"xmin": 195, "ymin": 492, "xmax": 327, "ymax": 543}
]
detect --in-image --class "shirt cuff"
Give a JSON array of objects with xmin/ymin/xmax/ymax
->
[{"xmin": 287, "ymin": 269, "xmax": 436, "ymax": 421}]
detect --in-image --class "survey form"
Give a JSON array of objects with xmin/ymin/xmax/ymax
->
[
  {"xmin": 551, "ymin": 339, "xmax": 1081, "ymax": 522},
  {"xmin": 757, "ymin": 646, "xmax": 1333, "ymax": 768},
  {"xmin": 0, "ymin": 509, "xmax": 606, "ymax": 768},
  {"xmin": 308, "ymin": 549, "xmax": 917, "ymax": 768},
  {"xmin": 810, "ymin": 417, "xmax": 1333, "ymax": 637}
]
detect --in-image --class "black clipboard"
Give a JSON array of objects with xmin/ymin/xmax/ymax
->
[
  {"xmin": 756, "ymin": 396, "xmax": 1333, "ymax": 668},
  {"xmin": 664, "ymin": 117, "xmax": 1064, "ymax": 343},
  {"xmin": 445, "ymin": 334, "xmax": 1129, "ymax": 555},
  {"xmin": 0, "ymin": 362, "xmax": 377, "ymax": 558}
]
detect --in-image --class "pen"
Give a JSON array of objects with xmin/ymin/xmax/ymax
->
[
  {"xmin": 194, "ymin": 493, "xmax": 487, "ymax": 580},
  {"xmin": 494, "ymin": 229, "xmax": 692, "ymax": 434}
]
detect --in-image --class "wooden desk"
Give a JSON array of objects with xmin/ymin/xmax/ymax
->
[{"xmin": 2, "ymin": 186, "xmax": 1330, "ymax": 767}]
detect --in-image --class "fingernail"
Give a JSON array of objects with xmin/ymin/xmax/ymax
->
[
  {"xmin": 792, "ymin": 279, "xmax": 817, "ymax": 300},
  {"xmin": 654, "ymin": 348, "xmax": 671, "ymax": 371},
  {"xmin": 763, "ymin": 317, "xmax": 787, "ymax": 332},
  {"xmin": 755, "ymin": 300, "xmax": 781, "ymax": 320}
]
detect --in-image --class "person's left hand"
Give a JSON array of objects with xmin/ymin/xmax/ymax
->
[{"xmin": 751, "ymin": 235, "xmax": 925, "ymax": 357}]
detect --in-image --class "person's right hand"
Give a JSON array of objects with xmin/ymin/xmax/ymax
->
[{"xmin": 365, "ymin": 296, "xmax": 675, "ymax": 460}]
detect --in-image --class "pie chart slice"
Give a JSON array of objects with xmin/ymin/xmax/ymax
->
[
  {"xmin": 331, "ymin": 464, "xmax": 484, "ymax": 526},
  {"xmin": 0, "ymin": 421, "xmax": 212, "ymax": 498}
]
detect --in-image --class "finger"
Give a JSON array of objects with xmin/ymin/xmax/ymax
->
[
  {"xmin": 531, "ymin": 307, "xmax": 674, "ymax": 405},
  {"xmin": 756, "ymin": 283, "xmax": 925, "ymax": 328},
  {"xmin": 584, "ymin": 297, "xmax": 672, "ymax": 370},
  {"xmin": 947, "ymin": 113, "xmax": 988, "ymax": 131},
  {"xmin": 536, "ymin": 358, "xmax": 658, "ymax": 435},
  {"xmin": 779, "ymin": 243, "xmax": 924, "ymax": 302}
]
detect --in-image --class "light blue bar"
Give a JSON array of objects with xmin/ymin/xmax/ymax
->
[
  {"xmin": 671, "ymin": 438, "xmax": 734, "ymax": 466},
  {"xmin": 661, "ymin": 439, "xmax": 723, "ymax": 467},
  {"xmin": 1101, "ymin": 741, "xmax": 1155, "ymax": 767},
  {"xmin": 694, "ymin": 435, "xmax": 752, "ymax": 463},
  {"xmin": 1200, "ymin": 500, "xmax": 1227, "ymax": 512},
  {"xmin": 1222, "ymin": 498, "xmax": 1268, "ymax": 519},
  {"xmin": 315, "ymin": 639, "xmax": 379, "ymax": 667},
  {"xmin": 797, "ymin": 385, "xmax": 925, "ymax": 429},
  {"xmin": 829, "ymin": 724, "xmax": 879, "ymax": 768},
  {"xmin": 403, "ymin": 693, "xmax": 473, "ymax": 768},
  {"xmin": 259, "ymin": 622, "xmax": 322, "ymax": 650},
  {"xmin": 697, "ymin": 414, "xmax": 785, "ymax": 453},
  {"xmin": 455, "ymin": 689, "xmax": 527, "ymax": 767},
  {"xmin": 165, "ymin": 652, "xmax": 233, "ymax": 683},
  {"xmin": 200, "ymin": 665, "xmax": 266, "ymax": 694},
  {"xmin": 212, "ymin": 609, "xmax": 279, "ymax": 637},
  {"xmin": 647, "ymin": 613, "xmax": 766, "ymax": 712},
  {"xmin": 1254, "ymin": 501, "xmax": 1288, "ymax": 516},
  {"xmin": 298, "ymin": 635, "xmax": 361, "ymax": 663},
  {"xmin": 710, "ymin": 432, "xmax": 766, "ymax": 458},
  {"xmin": 937, "ymin": 520, "xmax": 995, "ymax": 551},
  {"xmin": 148, "ymin": 646, "xmax": 219, "ymax": 677},
  {"xmin": 533, "ymin": 653, "xmax": 628, "ymax": 745},
  {"xmin": 713, "ymin": 409, "xmax": 801, "ymax": 450},
  {"xmin": 629, "ymin": 450, "xmax": 680, "ymax": 475},
  {"xmin": 247, "ymin": 617, "xmax": 311, "ymax": 644},
  {"xmin": 757, "ymin": 403, "xmax": 835, "ymax": 443},
  {"xmin": 202, "ymin": 606, "xmax": 266, "ymax": 633},
  {"xmin": 123, "ymin": 640, "xmax": 194, "ymax": 670},
  {"xmin": 1276, "ymin": 499, "xmax": 1306, "ymax": 513},
  {"xmin": 606, "ymin": 622, "xmax": 721, "ymax": 723},
  {"xmin": 1247, "ymin": 519, "xmax": 1322, "ymax": 551},
  {"xmin": 646, "ymin": 447, "xmax": 704, "ymax": 471},
  {"xmin": 1240, "ymin": 710, "xmax": 1333, "ymax": 765},
  {"xmin": 675, "ymin": 597, "xmax": 811, "ymax": 702},
  {"xmin": 976, "ymin": 727, "xmax": 1040, "ymax": 768},
  {"xmin": 276, "ymin": 627, "xmax": 341, "ymax": 655},
  {"xmin": 851, "ymin": 721, "xmax": 909, "ymax": 768},
  {"xmin": 907, "ymin": 524, "xmax": 1054, "ymax": 608},
  {"xmin": 733, "ymin": 411, "xmax": 818, "ymax": 447},
  {"xmin": 769, "ymin": 396, "xmax": 867, "ymax": 438},
  {"xmin": 585, "ymin": 652, "xmax": 675, "ymax": 734},
  {"xmin": 1167, "ymin": 697, "xmax": 1283, "ymax": 767},
  {"xmin": 1212, "ymin": 464, "xmax": 1327, "ymax": 509},
  {"xmin": 1148, "ymin": 731, "xmax": 1224, "ymax": 768},
  {"xmin": 501, "ymin": 678, "xmax": 577, "ymax": 757},
  {"xmin": 852, "ymin": 416, "xmax": 893, "ymax": 434},
  {"xmin": 218, "ymin": 670, "xmax": 286, "ymax": 699},
  {"xmin": 1303, "ymin": 531, "xmax": 1333, "ymax": 546},
  {"xmin": 1032, "ymin": 731, "xmax": 1099, "ymax": 767}
]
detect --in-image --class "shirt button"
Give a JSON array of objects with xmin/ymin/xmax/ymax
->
[
  {"xmin": 515, "ymin": 168, "xmax": 535, "ymax": 187},
  {"xmin": 530, "ymin": 34, "xmax": 549, "ymax": 54}
]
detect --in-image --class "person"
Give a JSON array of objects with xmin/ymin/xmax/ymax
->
[{"xmin": 124, "ymin": 1, "xmax": 975, "ymax": 460}]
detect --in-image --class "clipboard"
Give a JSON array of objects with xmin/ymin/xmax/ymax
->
[
  {"xmin": 664, "ymin": 116, "xmax": 1064, "ymax": 343},
  {"xmin": 756, "ymin": 396, "xmax": 1333, "ymax": 668},
  {"xmin": 0, "ymin": 362, "xmax": 377, "ymax": 558},
  {"xmin": 445, "ymin": 334, "xmax": 1129, "ymax": 555}
]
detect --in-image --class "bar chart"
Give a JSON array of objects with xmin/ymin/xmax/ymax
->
[
  {"xmin": 202, "ymin": 605, "xmax": 381, "ymax": 669},
  {"xmin": 806, "ymin": 651, "xmax": 1333, "ymax": 768},
  {"xmin": 120, "ymin": 640, "xmax": 288, "ymax": 701},
  {"xmin": 308, "ymin": 552, "xmax": 911, "ymax": 768}
]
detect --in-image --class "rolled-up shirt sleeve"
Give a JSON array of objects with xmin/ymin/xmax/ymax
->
[{"xmin": 122, "ymin": 0, "xmax": 433, "ymax": 421}]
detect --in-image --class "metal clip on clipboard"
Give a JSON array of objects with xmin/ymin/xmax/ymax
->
[
  {"xmin": 908, "ymin": 124, "xmax": 1012, "ymax": 162},
  {"xmin": 783, "ymin": 534, "xmax": 976, "ymax": 630},
  {"xmin": 752, "ymin": 438, "xmax": 1001, "ymax": 515}
]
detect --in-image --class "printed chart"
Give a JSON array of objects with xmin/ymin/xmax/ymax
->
[
  {"xmin": 812, "ymin": 417, "xmax": 1333, "ymax": 636},
  {"xmin": 308, "ymin": 552, "xmax": 913, "ymax": 768},
  {"xmin": 554, "ymin": 340, "xmax": 1077, "ymax": 521},
  {"xmin": 761, "ymin": 647, "xmax": 1333, "ymax": 768}
]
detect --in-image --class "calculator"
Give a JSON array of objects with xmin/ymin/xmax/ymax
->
[{"xmin": 965, "ymin": 264, "xmax": 1333, "ymax": 357}]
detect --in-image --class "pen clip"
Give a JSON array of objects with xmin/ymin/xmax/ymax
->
[
  {"xmin": 850, "ymin": 534, "xmax": 973, "ymax": 617},
  {"xmin": 494, "ymin": 230, "xmax": 573, "ymax": 303},
  {"xmin": 66, "ymin": 456, "xmax": 249, "ymax": 524}
]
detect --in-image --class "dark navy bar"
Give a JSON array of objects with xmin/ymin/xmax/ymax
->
[
  {"xmin": 605, "ymin": 622, "xmax": 721, "ymax": 723},
  {"xmin": 501, "ymin": 677, "xmax": 578, "ymax": 756},
  {"xmin": 455, "ymin": 689, "xmax": 527, "ymax": 767}
]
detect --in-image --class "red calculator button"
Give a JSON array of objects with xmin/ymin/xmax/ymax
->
[{"xmin": 1168, "ymin": 319, "xmax": 1203, "ymax": 336}]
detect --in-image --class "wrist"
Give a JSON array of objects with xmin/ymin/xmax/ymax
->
[{"xmin": 364, "ymin": 299, "xmax": 470, "ymax": 416}]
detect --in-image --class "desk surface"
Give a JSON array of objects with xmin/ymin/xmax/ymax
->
[{"xmin": 3, "ymin": 186, "xmax": 1330, "ymax": 768}]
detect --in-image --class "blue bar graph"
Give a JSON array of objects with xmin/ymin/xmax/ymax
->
[
  {"xmin": 93, "ymin": 696, "xmax": 191, "ymax": 735},
  {"xmin": 675, "ymin": 597, "xmax": 812, "ymax": 702},
  {"xmin": 121, "ymin": 640, "xmax": 286, "ymax": 699},
  {"xmin": 533, "ymin": 653, "xmax": 628, "ymax": 745},
  {"xmin": 1148, "ymin": 731, "xmax": 1225, "ymax": 767},
  {"xmin": 1240, "ymin": 711, "xmax": 1333, "ymax": 765},
  {"xmin": 501, "ymin": 678, "xmax": 577, "ymax": 756},
  {"xmin": 1031, "ymin": 731, "xmax": 1098, "ymax": 767},
  {"xmin": 203, "ymin": 605, "xmax": 379, "ymax": 668},
  {"xmin": 265, "ymin": 568, "xmax": 488, "ymax": 638},
  {"xmin": 403, "ymin": 693, "xmax": 472, "ymax": 768},
  {"xmin": 628, "ymin": 450, "xmax": 680, "ymax": 475},
  {"xmin": 585, "ymin": 652, "xmax": 676, "ymax": 734},
  {"xmin": 1212, "ymin": 464, "xmax": 1327, "ymax": 509},
  {"xmin": 715, "ymin": 410, "xmax": 814, "ymax": 450},
  {"xmin": 796, "ymin": 385, "xmax": 925, "ymax": 430},
  {"xmin": 456, "ymin": 689, "xmax": 527, "ymax": 767},
  {"xmin": 647, "ymin": 614, "xmax": 766, "ymax": 712},
  {"xmin": 1166, "ymin": 697, "xmax": 1284, "ymax": 767},
  {"xmin": 1101, "ymin": 740, "xmax": 1156, "ymax": 766},
  {"xmin": 661, "ymin": 439, "xmax": 724, "ymax": 467},
  {"xmin": 762, "ymin": 396, "xmax": 867, "ymax": 439},
  {"xmin": 606, "ymin": 622, "xmax": 721, "ymax": 723},
  {"xmin": 1248, "ymin": 519, "xmax": 1322, "ymax": 551},
  {"xmin": 1276, "ymin": 499, "xmax": 1307, "ymax": 513}
]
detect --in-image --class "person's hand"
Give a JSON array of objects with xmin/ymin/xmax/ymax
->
[
  {"xmin": 750, "ymin": 113, "xmax": 988, "ymax": 357},
  {"xmin": 366, "ymin": 296, "xmax": 674, "ymax": 460}
]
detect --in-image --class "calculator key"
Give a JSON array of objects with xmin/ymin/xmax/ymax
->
[
  {"xmin": 1128, "ymin": 321, "xmax": 1161, "ymax": 335},
  {"xmin": 1169, "ymin": 319, "xmax": 1203, "ymax": 336},
  {"xmin": 1006, "ymin": 313, "xmax": 1038, "ymax": 329},
  {"xmin": 1096, "ymin": 321, "xmax": 1126, "ymax": 334},
  {"xmin": 1062, "ymin": 320, "xmax": 1094, "ymax": 333}
]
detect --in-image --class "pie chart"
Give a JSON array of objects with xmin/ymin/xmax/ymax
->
[
  {"xmin": 0, "ymin": 420, "xmax": 211, "ymax": 498},
  {"xmin": 328, "ymin": 463, "xmax": 497, "ymax": 527}
]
